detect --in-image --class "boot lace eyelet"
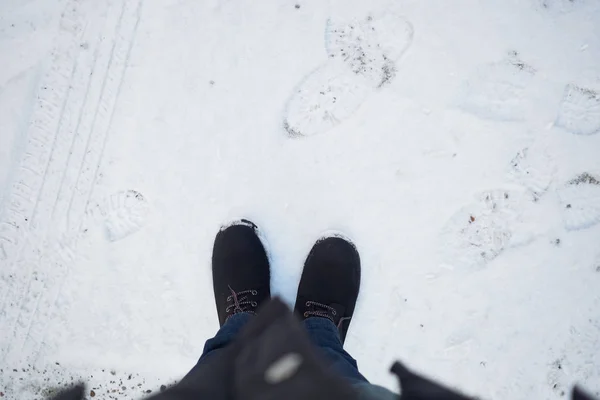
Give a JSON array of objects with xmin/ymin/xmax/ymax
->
[
  {"xmin": 332, "ymin": 310, "xmax": 337, "ymax": 316},
  {"xmin": 251, "ymin": 290, "xmax": 257, "ymax": 295},
  {"xmin": 305, "ymin": 301, "xmax": 310, "ymax": 306},
  {"xmin": 251, "ymin": 301, "xmax": 257, "ymax": 307},
  {"xmin": 303, "ymin": 312, "xmax": 309, "ymax": 317}
]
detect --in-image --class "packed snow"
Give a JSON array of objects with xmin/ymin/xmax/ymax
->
[{"xmin": 1, "ymin": 0, "xmax": 600, "ymax": 398}]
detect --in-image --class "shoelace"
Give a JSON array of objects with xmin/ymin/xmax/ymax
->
[
  {"xmin": 225, "ymin": 286, "xmax": 258, "ymax": 321},
  {"xmin": 303, "ymin": 300, "xmax": 351, "ymax": 329}
]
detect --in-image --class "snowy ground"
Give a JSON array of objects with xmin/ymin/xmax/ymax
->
[{"xmin": 1, "ymin": 0, "xmax": 600, "ymax": 398}]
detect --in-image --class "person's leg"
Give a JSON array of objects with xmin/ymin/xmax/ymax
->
[
  {"xmin": 196, "ymin": 312, "xmax": 252, "ymax": 364},
  {"xmin": 294, "ymin": 235, "xmax": 368, "ymax": 385},
  {"xmin": 303, "ymin": 317, "xmax": 368, "ymax": 384},
  {"xmin": 187, "ymin": 220, "xmax": 270, "ymax": 372}
]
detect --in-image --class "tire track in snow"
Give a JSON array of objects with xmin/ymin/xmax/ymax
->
[
  {"xmin": 0, "ymin": 0, "xmax": 144, "ymax": 365},
  {"xmin": 0, "ymin": 11, "xmax": 81, "ymax": 264},
  {"xmin": 1, "ymin": 0, "xmax": 116, "ymax": 362},
  {"xmin": 0, "ymin": 0, "xmax": 94, "ymax": 363},
  {"xmin": 44, "ymin": 21, "xmax": 115, "ymax": 238},
  {"xmin": 23, "ymin": 0, "xmax": 143, "ymax": 365},
  {"xmin": 64, "ymin": 0, "xmax": 134, "ymax": 230},
  {"xmin": 22, "ymin": 0, "xmax": 145, "ymax": 363},
  {"xmin": 10, "ymin": 0, "xmax": 116, "ymax": 358}
]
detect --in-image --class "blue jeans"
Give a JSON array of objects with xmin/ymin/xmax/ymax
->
[{"xmin": 193, "ymin": 312, "xmax": 368, "ymax": 385}]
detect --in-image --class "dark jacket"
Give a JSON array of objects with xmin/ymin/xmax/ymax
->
[{"xmin": 51, "ymin": 299, "xmax": 598, "ymax": 400}]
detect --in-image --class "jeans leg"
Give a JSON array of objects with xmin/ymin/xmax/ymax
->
[
  {"xmin": 196, "ymin": 312, "xmax": 253, "ymax": 365},
  {"xmin": 185, "ymin": 313, "xmax": 367, "ymax": 385},
  {"xmin": 181, "ymin": 312, "xmax": 252, "ymax": 383},
  {"xmin": 303, "ymin": 317, "xmax": 369, "ymax": 384}
]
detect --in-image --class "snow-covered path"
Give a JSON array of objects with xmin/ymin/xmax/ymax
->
[{"xmin": 1, "ymin": 0, "xmax": 600, "ymax": 398}]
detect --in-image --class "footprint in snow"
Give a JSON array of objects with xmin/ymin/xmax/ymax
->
[
  {"xmin": 86, "ymin": 190, "xmax": 149, "ymax": 241},
  {"xmin": 457, "ymin": 53, "xmax": 536, "ymax": 121},
  {"xmin": 592, "ymin": 252, "xmax": 600, "ymax": 273},
  {"xmin": 507, "ymin": 145, "xmax": 556, "ymax": 198},
  {"xmin": 538, "ymin": 0, "xmax": 581, "ymax": 13},
  {"xmin": 284, "ymin": 62, "xmax": 371, "ymax": 137},
  {"xmin": 283, "ymin": 12, "xmax": 413, "ymax": 137},
  {"xmin": 438, "ymin": 190, "xmax": 532, "ymax": 269},
  {"xmin": 555, "ymin": 84, "xmax": 600, "ymax": 135},
  {"xmin": 557, "ymin": 172, "xmax": 600, "ymax": 230},
  {"xmin": 547, "ymin": 356, "xmax": 569, "ymax": 396},
  {"xmin": 325, "ymin": 13, "xmax": 414, "ymax": 89}
]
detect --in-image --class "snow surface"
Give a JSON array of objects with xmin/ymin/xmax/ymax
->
[{"xmin": 1, "ymin": 0, "xmax": 600, "ymax": 398}]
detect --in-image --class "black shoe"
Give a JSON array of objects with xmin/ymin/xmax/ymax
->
[
  {"xmin": 212, "ymin": 219, "xmax": 270, "ymax": 327},
  {"xmin": 294, "ymin": 235, "xmax": 361, "ymax": 343}
]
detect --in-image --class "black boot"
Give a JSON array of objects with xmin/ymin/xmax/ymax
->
[
  {"xmin": 212, "ymin": 219, "xmax": 270, "ymax": 327},
  {"xmin": 294, "ymin": 235, "xmax": 361, "ymax": 343}
]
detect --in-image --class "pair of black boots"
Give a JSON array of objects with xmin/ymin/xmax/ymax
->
[{"xmin": 212, "ymin": 219, "xmax": 360, "ymax": 343}]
